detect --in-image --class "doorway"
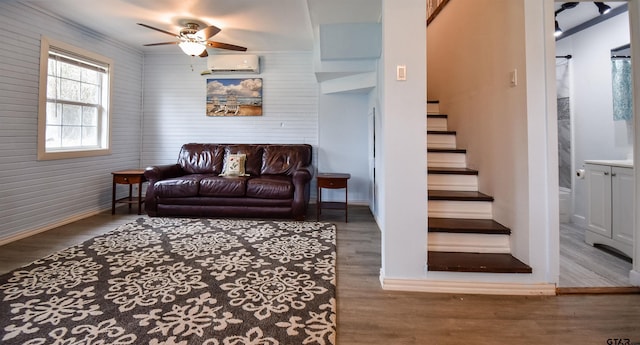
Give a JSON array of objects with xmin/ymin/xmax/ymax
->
[{"xmin": 553, "ymin": 0, "xmax": 635, "ymax": 288}]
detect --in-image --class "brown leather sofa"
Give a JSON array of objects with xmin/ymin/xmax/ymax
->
[{"xmin": 144, "ymin": 143, "xmax": 313, "ymax": 220}]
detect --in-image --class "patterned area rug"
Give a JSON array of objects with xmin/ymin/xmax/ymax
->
[{"xmin": 0, "ymin": 218, "xmax": 336, "ymax": 345}]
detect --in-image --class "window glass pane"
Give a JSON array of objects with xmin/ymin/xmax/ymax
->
[
  {"xmin": 47, "ymin": 76, "xmax": 58, "ymax": 99},
  {"xmin": 82, "ymin": 127, "xmax": 98, "ymax": 146},
  {"xmin": 81, "ymin": 83, "xmax": 99, "ymax": 103},
  {"xmin": 82, "ymin": 106, "xmax": 98, "ymax": 126},
  {"xmin": 62, "ymin": 104, "xmax": 82, "ymax": 125},
  {"xmin": 46, "ymin": 102, "xmax": 62, "ymax": 125},
  {"xmin": 41, "ymin": 40, "xmax": 112, "ymax": 158},
  {"xmin": 48, "ymin": 58, "xmax": 56, "ymax": 75},
  {"xmin": 82, "ymin": 69, "xmax": 99, "ymax": 85},
  {"xmin": 45, "ymin": 125, "xmax": 61, "ymax": 148},
  {"xmin": 59, "ymin": 79, "xmax": 81, "ymax": 102},
  {"xmin": 61, "ymin": 126, "xmax": 81, "ymax": 147},
  {"xmin": 60, "ymin": 61, "xmax": 81, "ymax": 80}
]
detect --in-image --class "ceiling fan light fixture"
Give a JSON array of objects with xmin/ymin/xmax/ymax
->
[
  {"xmin": 594, "ymin": 2, "xmax": 612, "ymax": 15},
  {"xmin": 179, "ymin": 41, "xmax": 206, "ymax": 56},
  {"xmin": 554, "ymin": 20, "xmax": 563, "ymax": 37}
]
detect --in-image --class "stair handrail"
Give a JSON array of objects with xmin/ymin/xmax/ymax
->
[{"xmin": 427, "ymin": 0, "xmax": 452, "ymax": 26}]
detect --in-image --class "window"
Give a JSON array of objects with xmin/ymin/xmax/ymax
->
[{"xmin": 38, "ymin": 37, "xmax": 112, "ymax": 160}]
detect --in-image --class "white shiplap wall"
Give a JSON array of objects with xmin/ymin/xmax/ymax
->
[
  {"xmin": 0, "ymin": 2, "xmax": 144, "ymax": 243},
  {"xmin": 140, "ymin": 51, "xmax": 319, "ymax": 167}
]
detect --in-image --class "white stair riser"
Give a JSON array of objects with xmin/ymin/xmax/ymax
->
[
  {"xmin": 427, "ymin": 117, "xmax": 447, "ymax": 131},
  {"xmin": 427, "ymin": 152, "xmax": 466, "ymax": 168},
  {"xmin": 427, "ymin": 134, "xmax": 456, "ymax": 149},
  {"xmin": 427, "ymin": 103, "xmax": 440, "ymax": 114},
  {"xmin": 428, "ymin": 200, "xmax": 493, "ymax": 219},
  {"xmin": 428, "ymin": 174, "xmax": 478, "ymax": 191},
  {"xmin": 428, "ymin": 233, "xmax": 511, "ymax": 253}
]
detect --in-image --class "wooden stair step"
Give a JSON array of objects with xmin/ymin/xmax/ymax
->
[
  {"xmin": 428, "ymin": 251, "xmax": 532, "ymax": 273},
  {"xmin": 428, "ymin": 217, "xmax": 511, "ymax": 235},
  {"xmin": 427, "ymin": 130, "xmax": 456, "ymax": 135},
  {"xmin": 428, "ymin": 167, "xmax": 478, "ymax": 175},
  {"xmin": 428, "ymin": 148, "xmax": 467, "ymax": 154},
  {"xmin": 428, "ymin": 190, "xmax": 494, "ymax": 202},
  {"xmin": 427, "ymin": 101, "xmax": 441, "ymax": 115}
]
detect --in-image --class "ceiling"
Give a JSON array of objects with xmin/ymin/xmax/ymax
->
[
  {"xmin": 18, "ymin": 0, "xmax": 381, "ymax": 53},
  {"xmin": 554, "ymin": 1, "xmax": 627, "ymax": 33},
  {"xmin": 16, "ymin": 1, "xmax": 628, "ymax": 55}
]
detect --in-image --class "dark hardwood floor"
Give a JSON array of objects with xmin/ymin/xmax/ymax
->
[{"xmin": 1, "ymin": 205, "xmax": 640, "ymax": 344}]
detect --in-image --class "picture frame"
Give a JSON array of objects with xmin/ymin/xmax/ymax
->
[{"xmin": 206, "ymin": 78, "xmax": 263, "ymax": 116}]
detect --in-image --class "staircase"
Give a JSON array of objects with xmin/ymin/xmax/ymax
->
[{"xmin": 426, "ymin": 101, "xmax": 532, "ymax": 274}]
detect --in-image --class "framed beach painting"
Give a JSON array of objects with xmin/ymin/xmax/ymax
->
[{"xmin": 206, "ymin": 78, "xmax": 263, "ymax": 116}]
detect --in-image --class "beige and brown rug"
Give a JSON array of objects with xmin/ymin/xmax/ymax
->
[{"xmin": 0, "ymin": 218, "xmax": 336, "ymax": 345}]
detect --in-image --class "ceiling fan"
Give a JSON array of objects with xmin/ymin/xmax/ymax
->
[{"xmin": 138, "ymin": 22, "xmax": 247, "ymax": 57}]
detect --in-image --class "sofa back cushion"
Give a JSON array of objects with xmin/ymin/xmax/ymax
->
[
  {"xmin": 176, "ymin": 143, "xmax": 311, "ymax": 177},
  {"xmin": 261, "ymin": 145, "xmax": 312, "ymax": 175},
  {"xmin": 178, "ymin": 144, "xmax": 225, "ymax": 174},
  {"xmin": 224, "ymin": 145, "xmax": 263, "ymax": 176}
]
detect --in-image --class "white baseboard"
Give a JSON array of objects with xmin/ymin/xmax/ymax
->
[
  {"xmin": 381, "ymin": 277, "xmax": 557, "ymax": 296},
  {"xmin": 571, "ymin": 214, "xmax": 586, "ymax": 227},
  {"xmin": 0, "ymin": 208, "xmax": 107, "ymax": 246},
  {"xmin": 630, "ymin": 270, "xmax": 640, "ymax": 286}
]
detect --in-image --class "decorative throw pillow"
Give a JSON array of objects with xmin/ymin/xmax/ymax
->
[{"xmin": 220, "ymin": 153, "xmax": 249, "ymax": 176}]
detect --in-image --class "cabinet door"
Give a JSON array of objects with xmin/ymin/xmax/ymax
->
[
  {"xmin": 612, "ymin": 167, "xmax": 634, "ymax": 245},
  {"xmin": 586, "ymin": 164, "xmax": 612, "ymax": 238}
]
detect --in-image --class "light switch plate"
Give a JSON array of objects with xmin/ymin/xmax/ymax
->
[{"xmin": 397, "ymin": 65, "xmax": 407, "ymax": 81}]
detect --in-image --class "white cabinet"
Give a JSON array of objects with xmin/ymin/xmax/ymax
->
[{"xmin": 585, "ymin": 162, "xmax": 634, "ymax": 258}]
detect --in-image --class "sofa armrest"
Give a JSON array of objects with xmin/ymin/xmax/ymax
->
[
  {"xmin": 291, "ymin": 164, "xmax": 314, "ymax": 220},
  {"xmin": 144, "ymin": 164, "xmax": 184, "ymax": 182},
  {"xmin": 144, "ymin": 164, "xmax": 184, "ymax": 217},
  {"xmin": 292, "ymin": 164, "xmax": 313, "ymax": 184}
]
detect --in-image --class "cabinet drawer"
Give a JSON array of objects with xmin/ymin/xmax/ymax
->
[
  {"xmin": 318, "ymin": 178, "xmax": 347, "ymax": 189},
  {"xmin": 114, "ymin": 175, "xmax": 143, "ymax": 184}
]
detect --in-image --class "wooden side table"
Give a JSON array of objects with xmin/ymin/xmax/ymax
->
[
  {"xmin": 112, "ymin": 169, "xmax": 147, "ymax": 215},
  {"xmin": 317, "ymin": 173, "xmax": 351, "ymax": 222}
]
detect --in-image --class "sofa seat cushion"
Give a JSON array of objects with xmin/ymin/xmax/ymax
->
[
  {"xmin": 199, "ymin": 176, "xmax": 247, "ymax": 197},
  {"xmin": 154, "ymin": 175, "xmax": 204, "ymax": 198},
  {"xmin": 246, "ymin": 176, "xmax": 293, "ymax": 199}
]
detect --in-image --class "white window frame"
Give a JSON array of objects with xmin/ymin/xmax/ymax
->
[{"xmin": 37, "ymin": 36, "xmax": 113, "ymax": 160}]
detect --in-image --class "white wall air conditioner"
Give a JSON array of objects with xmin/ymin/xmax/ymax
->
[{"xmin": 205, "ymin": 54, "xmax": 260, "ymax": 74}]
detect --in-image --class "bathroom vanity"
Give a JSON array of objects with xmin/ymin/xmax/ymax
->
[{"xmin": 584, "ymin": 160, "xmax": 634, "ymax": 258}]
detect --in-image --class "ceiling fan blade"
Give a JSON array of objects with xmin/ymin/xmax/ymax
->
[
  {"xmin": 195, "ymin": 25, "xmax": 221, "ymax": 41},
  {"xmin": 143, "ymin": 42, "xmax": 179, "ymax": 46},
  {"xmin": 137, "ymin": 23, "xmax": 178, "ymax": 37},
  {"xmin": 199, "ymin": 49, "xmax": 209, "ymax": 58},
  {"xmin": 205, "ymin": 41, "xmax": 248, "ymax": 52}
]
